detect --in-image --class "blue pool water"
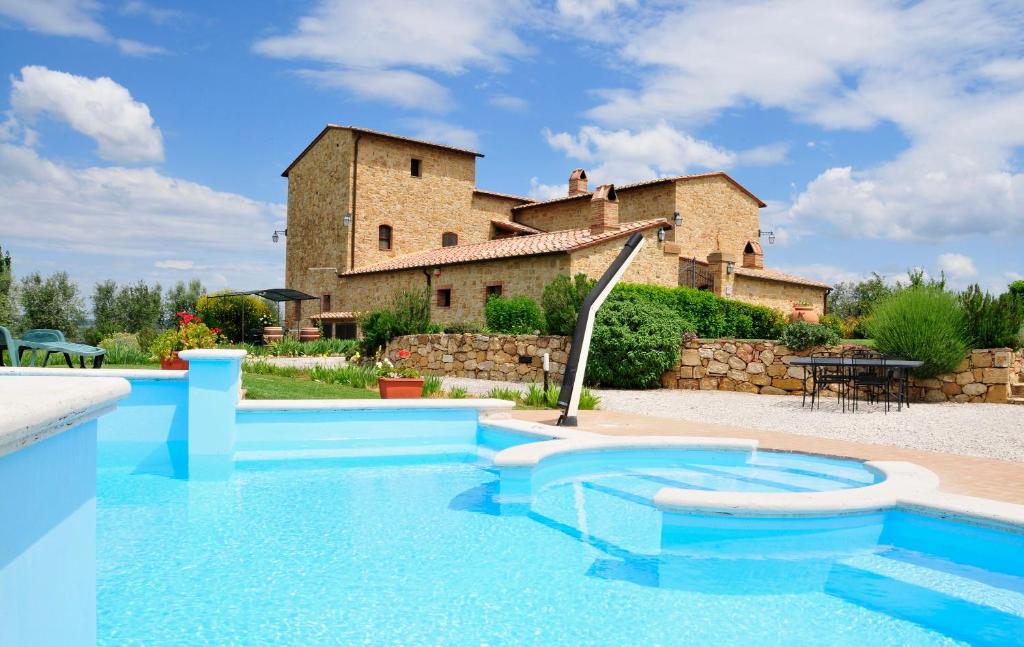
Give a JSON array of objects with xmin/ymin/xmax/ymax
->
[{"xmin": 97, "ymin": 426, "xmax": 1024, "ymax": 646}]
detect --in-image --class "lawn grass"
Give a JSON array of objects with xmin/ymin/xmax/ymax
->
[{"xmin": 241, "ymin": 372, "xmax": 378, "ymax": 400}]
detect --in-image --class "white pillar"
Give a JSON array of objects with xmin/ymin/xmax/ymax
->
[{"xmin": 179, "ymin": 349, "xmax": 246, "ymax": 480}]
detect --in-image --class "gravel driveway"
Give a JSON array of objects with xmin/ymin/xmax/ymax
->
[{"xmin": 444, "ymin": 377, "xmax": 1024, "ymax": 462}]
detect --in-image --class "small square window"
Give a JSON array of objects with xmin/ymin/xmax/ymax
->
[
  {"xmin": 485, "ymin": 284, "xmax": 502, "ymax": 301},
  {"xmin": 411, "ymin": 158, "xmax": 422, "ymax": 177},
  {"xmin": 436, "ymin": 288, "xmax": 452, "ymax": 308}
]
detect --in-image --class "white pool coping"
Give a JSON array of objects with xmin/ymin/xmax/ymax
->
[
  {"xmin": 179, "ymin": 348, "xmax": 247, "ymax": 360},
  {"xmin": 0, "ymin": 376, "xmax": 131, "ymax": 457},
  {"xmin": 237, "ymin": 398, "xmax": 517, "ymax": 413},
  {"xmin": 488, "ymin": 432, "xmax": 1024, "ymax": 532},
  {"xmin": 0, "ymin": 366, "xmax": 187, "ymax": 379}
]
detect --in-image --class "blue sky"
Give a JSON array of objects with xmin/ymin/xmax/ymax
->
[{"xmin": 1, "ymin": 0, "xmax": 1021, "ymax": 299}]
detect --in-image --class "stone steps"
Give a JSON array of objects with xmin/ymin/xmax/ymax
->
[{"xmin": 1011, "ymin": 379, "xmax": 1024, "ymax": 404}]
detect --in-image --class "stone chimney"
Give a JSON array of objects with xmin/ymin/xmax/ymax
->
[
  {"xmin": 590, "ymin": 184, "xmax": 619, "ymax": 234},
  {"xmin": 569, "ymin": 168, "xmax": 588, "ymax": 196},
  {"xmin": 742, "ymin": 240, "xmax": 764, "ymax": 269}
]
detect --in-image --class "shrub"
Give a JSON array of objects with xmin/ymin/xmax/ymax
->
[
  {"xmin": 779, "ymin": 321, "xmax": 841, "ymax": 351},
  {"xmin": 819, "ymin": 314, "xmax": 845, "ymax": 339},
  {"xmin": 586, "ymin": 294, "xmax": 685, "ymax": 388},
  {"xmin": 611, "ymin": 283, "xmax": 784, "ymax": 339},
  {"xmin": 486, "ymin": 387, "xmax": 522, "ymax": 401},
  {"xmin": 308, "ymin": 364, "xmax": 378, "ymax": 388},
  {"xmin": 149, "ymin": 312, "xmax": 222, "ymax": 360},
  {"xmin": 98, "ymin": 332, "xmax": 152, "ymax": 365},
  {"xmin": 447, "ymin": 386, "xmax": 469, "ymax": 399},
  {"xmin": 959, "ymin": 284, "xmax": 1023, "ymax": 350},
  {"xmin": 197, "ymin": 292, "xmax": 278, "ymax": 343},
  {"xmin": 485, "ymin": 295, "xmax": 544, "ymax": 334},
  {"xmin": 868, "ymin": 288, "xmax": 969, "ymax": 378},
  {"xmin": 541, "ymin": 273, "xmax": 594, "ymax": 335},
  {"xmin": 357, "ymin": 288, "xmax": 433, "ymax": 355},
  {"xmin": 442, "ymin": 321, "xmax": 483, "ymax": 334},
  {"xmin": 522, "ymin": 383, "xmax": 599, "ymax": 409},
  {"xmin": 422, "ymin": 374, "xmax": 443, "ymax": 397}
]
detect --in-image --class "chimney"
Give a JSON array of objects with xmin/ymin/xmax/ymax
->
[
  {"xmin": 742, "ymin": 240, "xmax": 764, "ymax": 269},
  {"xmin": 590, "ymin": 184, "xmax": 619, "ymax": 234},
  {"xmin": 569, "ymin": 168, "xmax": 588, "ymax": 196}
]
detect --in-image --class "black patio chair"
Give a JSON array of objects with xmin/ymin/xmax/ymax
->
[
  {"xmin": 810, "ymin": 350, "xmax": 849, "ymax": 411},
  {"xmin": 847, "ymin": 348, "xmax": 892, "ymax": 412}
]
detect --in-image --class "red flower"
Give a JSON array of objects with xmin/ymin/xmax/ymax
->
[
  {"xmin": 210, "ymin": 327, "xmax": 222, "ymax": 335},
  {"xmin": 398, "ymin": 349, "xmax": 411, "ymax": 359}
]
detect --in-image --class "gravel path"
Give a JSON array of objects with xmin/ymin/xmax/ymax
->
[
  {"xmin": 248, "ymin": 356, "xmax": 349, "ymax": 369},
  {"xmin": 443, "ymin": 377, "xmax": 1024, "ymax": 462}
]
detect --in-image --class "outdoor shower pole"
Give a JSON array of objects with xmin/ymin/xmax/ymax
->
[{"xmin": 557, "ymin": 232, "xmax": 646, "ymax": 426}]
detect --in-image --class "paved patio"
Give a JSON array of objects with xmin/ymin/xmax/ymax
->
[{"xmin": 445, "ymin": 377, "xmax": 1024, "ymax": 462}]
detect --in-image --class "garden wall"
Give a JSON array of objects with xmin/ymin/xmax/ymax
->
[
  {"xmin": 662, "ymin": 340, "xmax": 1022, "ymax": 404},
  {"xmin": 385, "ymin": 334, "xmax": 570, "ymax": 383},
  {"xmin": 386, "ymin": 334, "xmax": 1021, "ymax": 403}
]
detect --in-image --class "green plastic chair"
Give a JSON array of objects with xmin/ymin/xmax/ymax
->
[
  {"xmin": 21, "ymin": 329, "xmax": 107, "ymax": 368},
  {"xmin": 0, "ymin": 326, "xmax": 48, "ymax": 367}
]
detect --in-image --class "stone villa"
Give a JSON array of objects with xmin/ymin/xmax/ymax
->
[{"xmin": 282, "ymin": 125, "xmax": 829, "ymax": 337}]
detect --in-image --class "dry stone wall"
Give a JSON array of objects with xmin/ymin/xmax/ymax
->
[{"xmin": 386, "ymin": 334, "xmax": 570, "ymax": 383}]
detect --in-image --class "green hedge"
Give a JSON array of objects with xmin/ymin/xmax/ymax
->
[
  {"xmin": 611, "ymin": 283, "xmax": 786, "ymax": 339},
  {"xmin": 485, "ymin": 295, "xmax": 544, "ymax": 334},
  {"xmin": 586, "ymin": 294, "xmax": 686, "ymax": 388}
]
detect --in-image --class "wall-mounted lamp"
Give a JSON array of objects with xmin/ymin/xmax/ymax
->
[
  {"xmin": 657, "ymin": 228, "xmax": 666, "ymax": 242},
  {"xmin": 726, "ymin": 260, "xmax": 735, "ymax": 274},
  {"xmin": 272, "ymin": 228, "xmax": 287, "ymax": 243},
  {"xmin": 343, "ymin": 212, "xmax": 353, "ymax": 227},
  {"xmin": 673, "ymin": 211, "xmax": 683, "ymax": 226},
  {"xmin": 759, "ymin": 229, "xmax": 776, "ymax": 245}
]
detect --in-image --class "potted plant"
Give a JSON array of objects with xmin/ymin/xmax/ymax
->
[
  {"xmin": 376, "ymin": 353, "xmax": 425, "ymax": 398},
  {"xmin": 150, "ymin": 312, "xmax": 222, "ymax": 370},
  {"xmin": 789, "ymin": 301, "xmax": 819, "ymax": 325}
]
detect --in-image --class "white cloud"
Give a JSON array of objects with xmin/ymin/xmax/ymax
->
[
  {"xmin": 0, "ymin": 0, "xmax": 166, "ymax": 56},
  {"xmin": 401, "ymin": 119, "xmax": 480, "ymax": 150},
  {"xmin": 0, "ymin": 142, "xmax": 284, "ymax": 289},
  {"xmin": 543, "ymin": 122, "xmax": 735, "ymax": 184},
  {"xmin": 936, "ymin": 253, "xmax": 978, "ymax": 283},
  {"xmin": 0, "ymin": 0, "xmax": 106, "ymax": 39},
  {"xmin": 572, "ymin": 0, "xmax": 1024, "ymax": 242},
  {"xmin": 737, "ymin": 142, "xmax": 790, "ymax": 166},
  {"xmin": 489, "ymin": 94, "xmax": 529, "ymax": 111},
  {"xmin": 777, "ymin": 264, "xmax": 867, "ymax": 287},
  {"xmin": 255, "ymin": 0, "xmax": 530, "ymax": 110},
  {"xmin": 10, "ymin": 65, "xmax": 164, "ymax": 162},
  {"xmin": 155, "ymin": 260, "xmax": 199, "ymax": 270},
  {"xmin": 297, "ymin": 69, "xmax": 450, "ymax": 111},
  {"xmin": 528, "ymin": 177, "xmax": 568, "ymax": 200}
]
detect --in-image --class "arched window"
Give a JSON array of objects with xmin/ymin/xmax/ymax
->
[
  {"xmin": 441, "ymin": 232, "xmax": 458, "ymax": 247},
  {"xmin": 378, "ymin": 225, "xmax": 392, "ymax": 251}
]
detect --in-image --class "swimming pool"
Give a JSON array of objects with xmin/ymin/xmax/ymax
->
[{"xmin": 96, "ymin": 424, "xmax": 1024, "ymax": 646}]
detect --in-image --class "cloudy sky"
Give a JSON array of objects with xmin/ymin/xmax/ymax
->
[{"xmin": 1, "ymin": 0, "xmax": 1021, "ymax": 298}]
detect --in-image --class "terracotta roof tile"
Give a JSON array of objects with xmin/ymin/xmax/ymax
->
[
  {"xmin": 734, "ymin": 266, "xmax": 831, "ymax": 289},
  {"xmin": 309, "ymin": 311, "xmax": 357, "ymax": 320},
  {"xmin": 491, "ymin": 219, "xmax": 542, "ymax": 234},
  {"xmin": 343, "ymin": 219, "xmax": 670, "ymax": 276},
  {"xmin": 474, "ymin": 189, "xmax": 535, "ymax": 202},
  {"xmin": 511, "ymin": 171, "xmax": 767, "ymax": 210}
]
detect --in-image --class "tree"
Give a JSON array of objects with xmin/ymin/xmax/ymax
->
[
  {"xmin": 827, "ymin": 273, "xmax": 892, "ymax": 318},
  {"xmin": 163, "ymin": 279, "xmax": 204, "ymax": 325},
  {"xmin": 541, "ymin": 273, "xmax": 594, "ymax": 335},
  {"xmin": 0, "ymin": 245, "xmax": 14, "ymax": 327},
  {"xmin": 115, "ymin": 280, "xmax": 162, "ymax": 332},
  {"xmin": 19, "ymin": 272, "xmax": 85, "ymax": 337},
  {"xmin": 92, "ymin": 280, "xmax": 119, "ymax": 336}
]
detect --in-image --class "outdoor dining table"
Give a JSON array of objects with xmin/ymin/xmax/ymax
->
[{"xmin": 789, "ymin": 356, "xmax": 924, "ymax": 410}]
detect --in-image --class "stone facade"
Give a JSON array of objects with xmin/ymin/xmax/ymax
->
[
  {"xmin": 662, "ymin": 340, "xmax": 1023, "ymax": 404},
  {"xmin": 731, "ymin": 274, "xmax": 830, "ymax": 316},
  {"xmin": 283, "ymin": 126, "xmax": 829, "ymax": 330},
  {"xmin": 385, "ymin": 333, "xmax": 570, "ymax": 383}
]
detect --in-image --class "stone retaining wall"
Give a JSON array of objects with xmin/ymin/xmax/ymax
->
[
  {"xmin": 387, "ymin": 333, "xmax": 1021, "ymax": 403},
  {"xmin": 386, "ymin": 334, "xmax": 570, "ymax": 383},
  {"xmin": 662, "ymin": 340, "xmax": 1021, "ymax": 404}
]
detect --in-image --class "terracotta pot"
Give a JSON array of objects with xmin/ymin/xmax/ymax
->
[
  {"xmin": 263, "ymin": 326, "xmax": 284, "ymax": 344},
  {"xmin": 160, "ymin": 352, "xmax": 189, "ymax": 371},
  {"xmin": 378, "ymin": 377, "xmax": 424, "ymax": 399},
  {"xmin": 789, "ymin": 305, "xmax": 819, "ymax": 324},
  {"xmin": 299, "ymin": 327, "xmax": 320, "ymax": 342}
]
